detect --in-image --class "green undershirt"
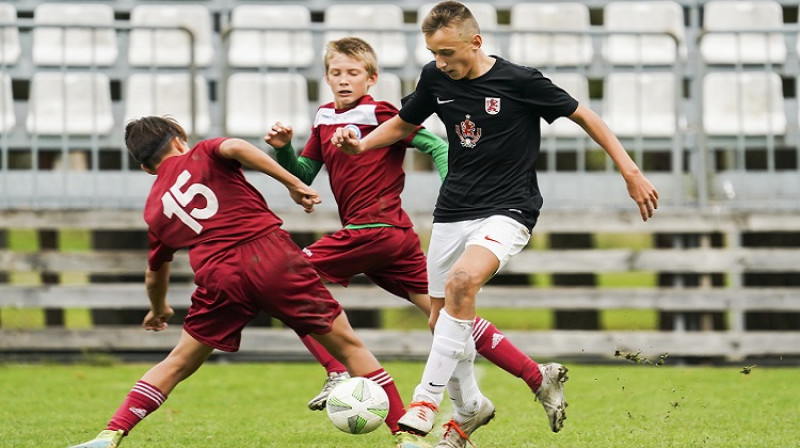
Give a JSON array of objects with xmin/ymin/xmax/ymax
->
[{"xmin": 274, "ymin": 128, "xmax": 449, "ymax": 229}]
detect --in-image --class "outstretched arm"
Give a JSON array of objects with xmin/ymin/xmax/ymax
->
[
  {"xmin": 333, "ymin": 115, "xmax": 418, "ymax": 155},
  {"xmin": 219, "ymin": 138, "xmax": 321, "ymax": 213},
  {"xmin": 569, "ymin": 104, "xmax": 659, "ymax": 221}
]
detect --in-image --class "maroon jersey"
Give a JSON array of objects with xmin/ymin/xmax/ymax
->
[
  {"xmin": 302, "ymin": 95, "xmax": 418, "ymax": 228},
  {"xmin": 144, "ymin": 137, "xmax": 283, "ymax": 272}
]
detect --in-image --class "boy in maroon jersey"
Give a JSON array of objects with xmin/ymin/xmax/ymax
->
[
  {"xmin": 66, "ymin": 116, "xmax": 408, "ymax": 448},
  {"xmin": 266, "ymin": 37, "xmax": 556, "ymax": 447}
]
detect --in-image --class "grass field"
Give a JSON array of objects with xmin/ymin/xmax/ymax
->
[{"xmin": 1, "ymin": 360, "xmax": 797, "ymax": 448}]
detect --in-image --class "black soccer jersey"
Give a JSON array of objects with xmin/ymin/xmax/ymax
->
[{"xmin": 399, "ymin": 56, "xmax": 579, "ymax": 230}]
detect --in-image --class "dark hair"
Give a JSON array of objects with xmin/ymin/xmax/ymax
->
[
  {"xmin": 124, "ymin": 116, "xmax": 187, "ymax": 170},
  {"xmin": 421, "ymin": 1, "xmax": 480, "ymax": 37}
]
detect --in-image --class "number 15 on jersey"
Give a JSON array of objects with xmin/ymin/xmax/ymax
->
[{"xmin": 161, "ymin": 169, "xmax": 219, "ymax": 234}]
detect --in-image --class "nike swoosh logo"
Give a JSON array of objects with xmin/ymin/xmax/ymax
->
[
  {"xmin": 436, "ymin": 98, "xmax": 455, "ymax": 104},
  {"xmin": 428, "ymin": 382, "xmax": 446, "ymax": 387},
  {"xmin": 484, "ymin": 235, "xmax": 501, "ymax": 244}
]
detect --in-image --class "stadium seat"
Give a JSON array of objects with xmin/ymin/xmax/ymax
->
[
  {"xmin": 603, "ymin": 72, "xmax": 681, "ymax": 137},
  {"xmin": 128, "ymin": 4, "xmax": 213, "ymax": 67},
  {"xmin": 26, "ymin": 72, "xmax": 114, "ymax": 135},
  {"xmin": 508, "ymin": 3, "xmax": 593, "ymax": 67},
  {"xmin": 702, "ymin": 72, "xmax": 786, "ymax": 136},
  {"xmin": 323, "ymin": 4, "xmax": 407, "ymax": 68},
  {"xmin": 422, "ymin": 115, "xmax": 447, "ymax": 139},
  {"xmin": 540, "ymin": 73, "xmax": 589, "ymax": 137},
  {"xmin": 603, "ymin": 1, "xmax": 687, "ymax": 65},
  {"xmin": 0, "ymin": 3, "xmax": 21, "ymax": 65},
  {"xmin": 415, "ymin": 3, "xmax": 501, "ymax": 66},
  {"xmin": 700, "ymin": 1, "xmax": 786, "ymax": 65},
  {"xmin": 227, "ymin": 5, "xmax": 314, "ymax": 68},
  {"xmin": 0, "ymin": 73, "xmax": 14, "ymax": 132},
  {"xmin": 124, "ymin": 73, "xmax": 211, "ymax": 136},
  {"xmin": 226, "ymin": 73, "xmax": 311, "ymax": 138},
  {"xmin": 317, "ymin": 72, "xmax": 403, "ymax": 108},
  {"xmin": 32, "ymin": 3, "xmax": 117, "ymax": 66}
]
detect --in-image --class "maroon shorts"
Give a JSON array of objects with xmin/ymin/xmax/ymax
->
[
  {"xmin": 304, "ymin": 226, "xmax": 428, "ymax": 299},
  {"xmin": 183, "ymin": 229, "xmax": 343, "ymax": 352}
]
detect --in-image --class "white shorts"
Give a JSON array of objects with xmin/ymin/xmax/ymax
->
[{"xmin": 427, "ymin": 215, "xmax": 531, "ymax": 298}]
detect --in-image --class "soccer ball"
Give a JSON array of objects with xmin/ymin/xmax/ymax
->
[{"xmin": 325, "ymin": 376, "xmax": 389, "ymax": 434}]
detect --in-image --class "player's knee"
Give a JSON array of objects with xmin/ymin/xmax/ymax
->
[{"xmin": 445, "ymin": 269, "xmax": 481, "ymax": 301}]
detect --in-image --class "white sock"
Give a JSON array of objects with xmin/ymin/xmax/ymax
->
[
  {"xmin": 448, "ymin": 337, "xmax": 484, "ymax": 421},
  {"xmin": 414, "ymin": 310, "xmax": 475, "ymax": 406}
]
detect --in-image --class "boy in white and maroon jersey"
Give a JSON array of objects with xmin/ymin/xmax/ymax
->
[{"xmin": 66, "ymin": 116, "xmax": 407, "ymax": 448}]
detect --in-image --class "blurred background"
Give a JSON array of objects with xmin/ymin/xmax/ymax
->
[{"xmin": 0, "ymin": 0, "xmax": 798, "ymax": 365}]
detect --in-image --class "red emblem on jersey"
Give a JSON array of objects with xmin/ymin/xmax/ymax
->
[
  {"xmin": 455, "ymin": 114, "xmax": 482, "ymax": 148},
  {"xmin": 485, "ymin": 97, "xmax": 500, "ymax": 115}
]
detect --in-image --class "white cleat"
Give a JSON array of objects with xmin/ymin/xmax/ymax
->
[
  {"xmin": 397, "ymin": 401, "xmax": 439, "ymax": 436},
  {"xmin": 307, "ymin": 371, "xmax": 350, "ymax": 411},
  {"xmin": 435, "ymin": 396, "xmax": 495, "ymax": 448},
  {"xmin": 535, "ymin": 363, "xmax": 569, "ymax": 432}
]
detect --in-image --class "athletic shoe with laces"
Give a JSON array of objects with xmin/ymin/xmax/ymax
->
[
  {"xmin": 397, "ymin": 401, "xmax": 438, "ymax": 436},
  {"xmin": 535, "ymin": 363, "xmax": 569, "ymax": 432},
  {"xmin": 434, "ymin": 396, "xmax": 495, "ymax": 448},
  {"xmin": 308, "ymin": 371, "xmax": 350, "ymax": 410},
  {"xmin": 394, "ymin": 430, "xmax": 432, "ymax": 448},
  {"xmin": 67, "ymin": 429, "xmax": 124, "ymax": 448}
]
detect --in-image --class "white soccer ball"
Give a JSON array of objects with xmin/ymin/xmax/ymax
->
[{"xmin": 325, "ymin": 376, "xmax": 389, "ymax": 434}]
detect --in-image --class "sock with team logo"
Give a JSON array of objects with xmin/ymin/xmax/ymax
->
[
  {"xmin": 106, "ymin": 380, "xmax": 167, "ymax": 434},
  {"xmin": 473, "ymin": 317, "xmax": 544, "ymax": 392},
  {"xmin": 299, "ymin": 334, "xmax": 347, "ymax": 375},
  {"xmin": 364, "ymin": 368, "xmax": 405, "ymax": 433}
]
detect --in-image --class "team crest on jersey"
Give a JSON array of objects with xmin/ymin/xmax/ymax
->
[
  {"xmin": 485, "ymin": 97, "xmax": 501, "ymax": 115},
  {"xmin": 455, "ymin": 114, "xmax": 482, "ymax": 148}
]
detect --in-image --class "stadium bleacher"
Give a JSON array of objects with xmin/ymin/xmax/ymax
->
[
  {"xmin": 0, "ymin": 0, "xmax": 797, "ymax": 209},
  {"xmin": 1, "ymin": 1, "xmax": 800, "ymax": 361}
]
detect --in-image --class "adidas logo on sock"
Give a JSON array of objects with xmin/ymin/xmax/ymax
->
[
  {"xmin": 129, "ymin": 406, "xmax": 147, "ymax": 418},
  {"xmin": 491, "ymin": 333, "xmax": 505, "ymax": 349}
]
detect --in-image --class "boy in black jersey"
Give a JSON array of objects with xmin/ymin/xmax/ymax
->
[{"xmin": 333, "ymin": 2, "xmax": 659, "ymax": 447}]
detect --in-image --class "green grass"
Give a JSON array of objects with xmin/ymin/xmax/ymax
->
[{"xmin": 0, "ymin": 361, "xmax": 797, "ymax": 447}]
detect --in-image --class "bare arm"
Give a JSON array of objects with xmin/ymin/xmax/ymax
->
[
  {"xmin": 569, "ymin": 104, "xmax": 659, "ymax": 221},
  {"xmin": 332, "ymin": 115, "xmax": 419, "ymax": 155},
  {"xmin": 142, "ymin": 262, "xmax": 173, "ymax": 331},
  {"xmin": 218, "ymin": 138, "xmax": 320, "ymax": 213}
]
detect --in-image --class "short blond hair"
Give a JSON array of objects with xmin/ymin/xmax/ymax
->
[
  {"xmin": 324, "ymin": 37, "xmax": 379, "ymax": 77},
  {"xmin": 422, "ymin": 1, "xmax": 480, "ymax": 38}
]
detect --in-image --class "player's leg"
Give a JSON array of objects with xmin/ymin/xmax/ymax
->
[
  {"xmin": 438, "ymin": 338, "xmax": 496, "ymax": 448},
  {"xmin": 467, "ymin": 215, "xmax": 569, "ymax": 433},
  {"xmin": 431, "ymin": 297, "xmax": 546, "ymax": 397},
  {"xmin": 67, "ymin": 331, "xmax": 214, "ymax": 448},
  {"xmin": 252, "ymin": 230, "xmax": 407, "ymax": 435},
  {"xmin": 472, "ymin": 316, "xmax": 572, "ymax": 434},
  {"xmin": 312, "ymin": 312, "xmax": 406, "ymax": 434},
  {"xmin": 397, "ymin": 221, "xmax": 475, "ymax": 435},
  {"xmin": 299, "ymin": 335, "xmax": 351, "ymax": 410},
  {"xmin": 295, "ymin": 229, "xmax": 396, "ymax": 409},
  {"xmin": 293, "ymin": 232, "xmax": 357, "ymax": 380}
]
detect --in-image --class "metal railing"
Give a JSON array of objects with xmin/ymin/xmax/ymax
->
[{"xmin": 1, "ymin": 19, "xmax": 799, "ymax": 211}]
